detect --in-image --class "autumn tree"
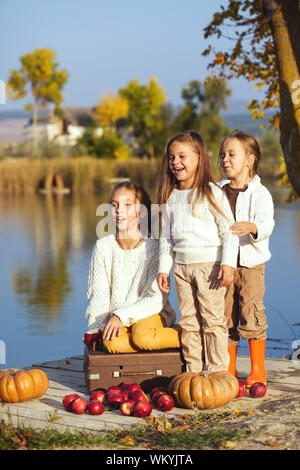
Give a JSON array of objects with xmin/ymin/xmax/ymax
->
[
  {"xmin": 119, "ymin": 76, "xmax": 167, "ymax": 158},
  {"xmin": 7, "ymin": 48, "xmax": 68, "ymax": 149},
  {"xmin": 202, "ymin": 0, "xmax": 300, "ymax": 198},
  {"xmin": 94, "ymin": 91, "xmax": 129, "ymax": 128}
]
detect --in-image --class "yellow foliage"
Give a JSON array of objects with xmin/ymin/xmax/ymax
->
[
  {"xmin": 114, "ymin": 145, "xmax": 132, "ymax": 160},
  {"xmin": 94, "ymin": 92, "xmax": 129, "ymax": 127}
]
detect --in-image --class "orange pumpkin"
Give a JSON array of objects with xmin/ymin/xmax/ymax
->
[
  {"xmin": 0, "ymin": 369, "xmax": 49, "ymax": 403},
  {"xmin": 168, "ymin": 371, "xmax": 239, "ymax": 409}
]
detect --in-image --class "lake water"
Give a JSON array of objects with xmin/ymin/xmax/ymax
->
[{"xmin": 1, "ymin": 184, "xmax": 300, "ymax": 369}]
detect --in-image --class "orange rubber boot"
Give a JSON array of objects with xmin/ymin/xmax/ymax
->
[
  {"xmin": 227, "ymin": 345, "xmax": 238, "ymax": 377},
  {"xmin": 245, "ymin": 340, "xmax": 266, "ymax": 387}
]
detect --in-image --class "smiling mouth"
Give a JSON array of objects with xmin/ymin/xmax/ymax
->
[{"xmin": 173, "ymin": 167, "xmax": 185, "ymax": 175}]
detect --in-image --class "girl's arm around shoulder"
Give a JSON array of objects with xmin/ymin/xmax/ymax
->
[{"xmin": 209, "ymin": 183, "xmax": 239, "ymax": 269}]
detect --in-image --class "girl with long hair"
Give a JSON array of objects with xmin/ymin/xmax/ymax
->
[{"xmin": 156, "ymin": 131, "xmax": 239, "ymax": 373}]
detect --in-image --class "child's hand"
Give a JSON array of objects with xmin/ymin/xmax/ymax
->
[
  {"xmin": 158, "ymin": 273, "xmax": 170, "ymax": 293},
  {"xmin": 231, "ymin": 222, "xmax": 257, "ymax": 237},
  {"xmin": 217, "ymin": 265, "xmax": 234, "ymax": 287},
  {"xmin": 103, "ymin": 315, "xmax": 123, "ymax": 341}
]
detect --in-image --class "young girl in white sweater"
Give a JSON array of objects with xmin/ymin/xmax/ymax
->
[
  {"xmin": 218, "ymin": 129, "xmax": 275, "ymax": 386},
  {"xmin": 156, "ymin": 131, "xmax": 239, "ymax": 373},
  {"xmin": 85, "ymin": 182, "xmax": 180, "ymax": 353}
]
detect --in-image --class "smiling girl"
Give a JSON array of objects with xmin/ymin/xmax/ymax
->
[
  {"xmin": 156, "ymin": 131, "xmax": 239, "ymax": 373},
  {"xmin": 218, "ymin": 129, "xmax": 275, "ymax": 386},
  {"xmin": 85, "ymin": 182, "xmax": 180, "ymax": 353}
]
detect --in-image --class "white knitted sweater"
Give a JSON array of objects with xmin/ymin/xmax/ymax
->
[
  {"xmin": 85, "ymin": 235, "xmax": 176, "ymax": 330},
  {"xmin": 159, "ymin": 183, "xmax": 239, "ymax": 275}
]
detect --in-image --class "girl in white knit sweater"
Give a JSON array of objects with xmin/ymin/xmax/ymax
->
[
  {"xmin": 156, "ymin": 131, "xmax": 239, "ymax": 373},
  {"xmin": 218, "ymin": 129, "xmax": 275, "ymax": 386},
  {"xmin": 85, "ymin": 182, "xmax": 180, "ymax": 353}
]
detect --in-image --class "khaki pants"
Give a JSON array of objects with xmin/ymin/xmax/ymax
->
[
  {"xmin": 173, "ymin": 262, "xmax": 229, "ymax": 373},
  {"xmin": 103, "ymin": 313, "xmax": 181, "ymax": 353},
  {"xmin": 225, "ymin": 264, "xmax": 267, "ymax": 347}
]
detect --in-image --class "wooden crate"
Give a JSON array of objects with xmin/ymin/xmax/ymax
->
[{"xmin": 84, "ymin": 346, "xmax": 185, "ymax": 392}]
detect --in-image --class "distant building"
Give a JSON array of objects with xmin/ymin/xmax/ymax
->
[{"xmin": 23, "ymin": 107, "xmax": 103, "ymax": 145}]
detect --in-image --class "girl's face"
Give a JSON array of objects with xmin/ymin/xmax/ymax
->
[
  {"xmin": 111, "ymin": 188, "xmax": 141, "ymax": 237},
  {"xmin": 168, "ymin": 141, "xmax": 199, "ymax": 190},
  {"xmin": 219, "ymin": 138, "xmax": 254, "ymax": 182}
]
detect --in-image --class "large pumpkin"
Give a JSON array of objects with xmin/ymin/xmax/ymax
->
[
  {"xmin": 168, "ymin": 371, "xmax": 239, "ymax": 409},
  {"xmin": 0, "ymin": 369, "xmax": 49, "ymax": 403}
]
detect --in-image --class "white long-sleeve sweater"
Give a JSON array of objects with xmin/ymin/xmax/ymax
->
[
  {"xmin": 85, "ymin": 235, "xmax": 176, "ymax": 330},
  {"xmin": 218, "ymin": 175, "xmax": 275, "ymax": 268},
  {"xmin": 159, "ymin": 183, "xmax": 239, "ymax": 275}
]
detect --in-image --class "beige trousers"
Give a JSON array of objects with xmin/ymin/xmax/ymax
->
[
  {"xmin": 173, "ymin": 261, "xmax": 229, "ymax": 373},
  {"xmin": 225, "ymin": 264, "xmax": 267, "ymax": 347}
]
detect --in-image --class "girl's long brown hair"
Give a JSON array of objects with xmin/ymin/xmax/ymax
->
[{"xmin": 154, "ymin": 131, "xmax": 224, "ymax": 216}]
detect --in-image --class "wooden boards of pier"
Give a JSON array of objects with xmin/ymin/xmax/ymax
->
[{"xmin": 0, "ymin": 354, "xmax": 299, "ymax": 434}]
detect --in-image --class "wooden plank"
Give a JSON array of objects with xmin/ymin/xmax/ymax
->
[
  {"xmin": 32, "ymin": 358, "xmax": 85, "ymax": 373},
  {"xmin": 236, "ymin": 356, "xmax": 300, "ymax": 387}
]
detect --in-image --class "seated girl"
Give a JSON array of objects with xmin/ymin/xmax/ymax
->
[{"xmin": 85, "ymin": 181, "xmax": 181, "ymax": 353}]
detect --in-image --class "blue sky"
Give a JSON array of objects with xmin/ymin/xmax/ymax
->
[{"xmin": 0, "ymin": 0, "xmax": 261, "ymax": 111}]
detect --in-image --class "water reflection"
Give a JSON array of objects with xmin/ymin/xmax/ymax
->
[
  {"xmin": 2, "ymin": 182, "xmax": 300, "ymax": 357},
  {"xmin": 9, "ymin": 191, "xmax": 110, "ymax": 334}
]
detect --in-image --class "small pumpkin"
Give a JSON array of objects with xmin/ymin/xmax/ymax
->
[
  {"xmin": 168, "ymin": 371, "xmax": 239, "ymax": 409},
  {"xmin": 0, "ymin": 369, "xmax": 49, "ymax": 403}
]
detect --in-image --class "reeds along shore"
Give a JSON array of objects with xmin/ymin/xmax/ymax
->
[
  {"xmin": 0, "ymin": 154, "xmax": 281, "ymax": 196},
  {"xmin": 0, "ymin": 157, "xmax": 161, "ymax": 195}
]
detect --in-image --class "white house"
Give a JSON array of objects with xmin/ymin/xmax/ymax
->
[{"xmin": 23, "ymin": 107, "xmax": 103, "ymax": 145}]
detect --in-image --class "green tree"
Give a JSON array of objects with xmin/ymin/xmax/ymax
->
[
  {"xmin": 78, "ymin": 129, "xmax": 132, "ymax": 160},
  {"xmin": 172, "ymin": 77, "xmax": 231, "ymax": 164},
  {"xmin": 7, "ymin": 48, "xmax": 68, "ymax": 150},
  {"xmin": 119, "ymin": 76, "xmax": 167, "ymax": 158},
  {"xmin": 202, "ymin": 0, "xmax": 300, "ymax": 198}
]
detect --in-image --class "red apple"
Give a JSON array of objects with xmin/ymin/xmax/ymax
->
[
  {"xmin": 129, "ymin": 389, "xmax": 149, "ymax": 404},
  {"xmin": 151, "ymin": 390, "xmax": 165, "ymax": 405},
  {"xmin": 134, "ymin": 400, "xmax": 152, "ymax": 418},
  {"xmin": 90, "ymin": 390, "xmax": 106, "ymax": 403},
  {"xmin": 122, "ymin": 389, "xmax": 130, "ymax": 401},
  {"xmin": 249, "ymin": 382, "xmax": 267, "ymax": 398},
  {"xmin": 120, "ymin": 399, "xmax": 136, "ymax": 416},
  {"xmin": 150, "ymin": 386, "xmax": 168, "ymax": 401},
  {"xmin": 236, "ymin": 380, "xmax": 246, "ymax": 398},
  {"xmin": 83, "ymin": 329, "xmax": 102, "ymax": 350},
  {"xmin": 71, "ymin": 397, "xmax": 88, "ymax": 414},
  {"xmin": 127, "ymin": 383, "xmax": 142, "ymax": 395},
  {"xmin": 87, "ymin": 400, "xmax": 105, "ymax": 415},
  {"xmin": 120, "ymin": 382, "xmax": 132, "ymax": 391},
  {"xmin": 106, "ymin": 386, "xmax": 123, "ymax": 397},
  {"xmin": 107, "ymin": 393, "xmax": 124, "ymax": 409},
  {"xmin": 63, "ymin": 393, "xmax": 80, "ymax": 411},
  {"xmin": 156, "ymin": 394, "xmax": 174, "ymax": 412}
]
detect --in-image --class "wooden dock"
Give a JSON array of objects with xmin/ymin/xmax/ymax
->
[{"xmin": 0, "ymin": 354, "xmax": 299, "ymax": 434}]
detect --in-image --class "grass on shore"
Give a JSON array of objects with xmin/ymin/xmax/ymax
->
[
  {"xmin": 0, "ymin": 409, "xmax": 252, "ymax": 450},
  {"xmin": 0, "ymin": 157, "xmax": 161, "ymax": 195}
]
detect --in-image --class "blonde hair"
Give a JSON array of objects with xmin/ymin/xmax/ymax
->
[
  {"xmin": 219, "ymin": 129, "xmax": 262, "ymax": 178},
  {"xmin": 154, "ymin": 131, "xmax": 223, "ymax": 216}
]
